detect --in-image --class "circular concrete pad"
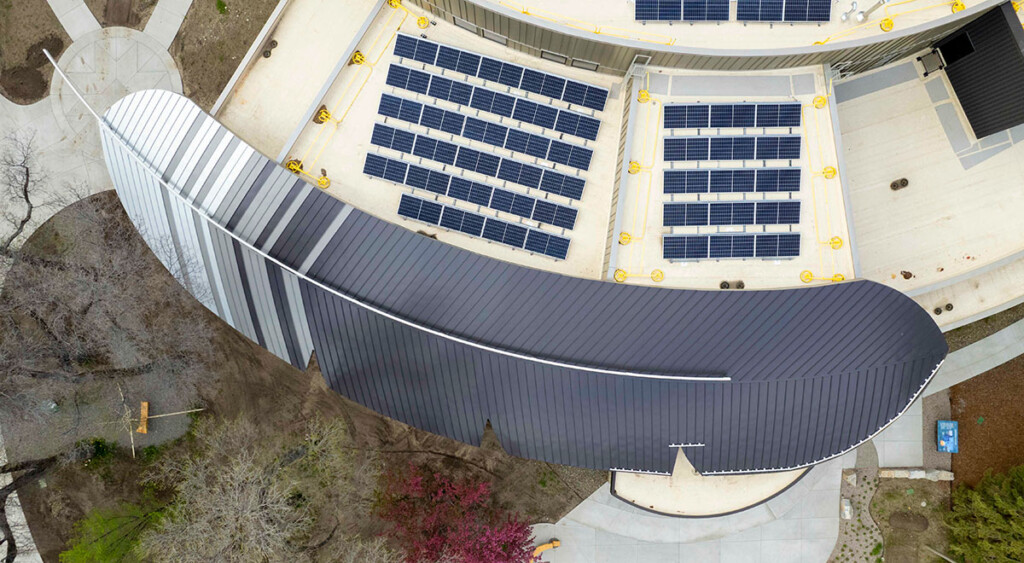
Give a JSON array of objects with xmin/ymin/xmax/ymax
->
[{"xmin": 50, "ymin": 27, "xmax": 182, "ymax": 160}]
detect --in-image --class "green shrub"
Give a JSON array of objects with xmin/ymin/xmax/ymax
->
[
  {"xmin": 215, "ymin": 0, "xmax": 227, "ymax": 14},
  {"xmin": 947, "ymin": 464, "xmax": 1024, "ymax": 560},
  {"xmin": 59, "ymin": 503, "xmax": 161, "ymax": 563}
]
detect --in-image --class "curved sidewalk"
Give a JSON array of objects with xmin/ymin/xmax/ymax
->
[{"xmin": 532, "ymin": 454, "xmax": 851, "ymax": 563}]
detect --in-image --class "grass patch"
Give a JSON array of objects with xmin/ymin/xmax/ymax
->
[{"xmin": 215, "ymin": 0, "xmax": 227, "ymax": 14}]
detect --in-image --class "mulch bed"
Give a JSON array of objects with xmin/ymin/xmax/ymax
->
[{"xmin": 949, "ymin": 354, "xmax": 1024, "ymax": 487}]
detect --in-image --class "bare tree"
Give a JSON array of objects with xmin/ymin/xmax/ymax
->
[
  {"xmin": 137, "ymin": 418, "xmax": 396, "ymax": 563},
  {"xmin": 0, "ymin": 182, "xmax": 213, "ymax": 560}
]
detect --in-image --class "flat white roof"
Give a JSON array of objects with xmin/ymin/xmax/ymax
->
[{"xmin": 837, "ymin": 55, "xmax": 1024, "ymax": 327}]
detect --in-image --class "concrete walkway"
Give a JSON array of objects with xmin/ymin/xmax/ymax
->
[
  {"xmin": 926, "ymin": 319, "xmax": 1024, "ymax": 395},
  {"xmin": 46, "ymin": 0, "xmax": 101, "ymax": 41},
  {"xmin": 145, "ymin": 0, "xmax": 194, "ymax": 49},
  {"xmin": 532, "ymin": 454, "xmax": 852, "ymax": 563}
]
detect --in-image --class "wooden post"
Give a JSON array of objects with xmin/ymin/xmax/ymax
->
[{"xmin": 136, "ymin": 401, "xmax": 149, "ymax": 434}]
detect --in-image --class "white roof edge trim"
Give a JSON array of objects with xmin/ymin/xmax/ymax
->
[{"xmin": 100, "ymin": 91, "xmax": 730, "ymax": 382}]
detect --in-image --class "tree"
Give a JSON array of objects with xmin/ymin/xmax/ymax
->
[
  {"xmin": 947, "ymin": 464, "xmax": 1024, "ymax": 560},
  {"xmin": 374, "ymin": 464, "xmax": 533, "ymax": 563},
  {"xmin": 0, "ymin": 154, "xmax": 211, "ymax": 561},
  {"xmin": 135, "ymin": 417, "xmax": 396, "ymax": 563}
]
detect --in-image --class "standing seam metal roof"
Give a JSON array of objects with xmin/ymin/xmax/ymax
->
[{"xmin": 99, "ymin": 89, "xmax": 947, "ymax": 474}]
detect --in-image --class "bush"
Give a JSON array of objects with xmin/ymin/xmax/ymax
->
[
  {"xmin": 60, "ymin": 503, "xmax": 161, "ymax": 563},
  {"xmin": 374, "ymin": 464, "xmax": 533, "ymax": 563},
  {"xmin": 947, "ymin": 464, "xmax": 1024, "ymax": 560}
]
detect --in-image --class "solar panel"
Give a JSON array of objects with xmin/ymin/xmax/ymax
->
[
  {"xmin": 737, "ymin": 0, "xmax": 830, "ymax": 21},
  {"xmin": 394, "ymin": 35, "xmax": 417, "ymax": 59},
  {"xmin": 387, "ymin": 64, "xmax": 601, "ymax": 141},
  {"xmin": 665, "ymin": 201, "xmax": 793, "ymax": 226},
  {"xmin": 664, "ymin": 233, "xmax": 800, "ymax": 259},
  {"xmin": 370, "ymin": 152, "xmax": 582, "ymax": 229},
  {"xmin": 436, "ymin": 46, "xmax": 460, "ymax": 71},
  {"xmin": 635, "ymin": 0, "xmax": 682, "ymax": 20},
  {"xmin": 665, "ymin": 136, "xmax": 800, "ymax": 161},
  {"xmin": 363, "ymin": 153, "xmax": 387, "ymax": 178}
]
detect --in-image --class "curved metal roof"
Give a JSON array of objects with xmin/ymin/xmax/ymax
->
[{"xmin": 99, "ymin": 89, "xmax": 947, "ymax": 474}]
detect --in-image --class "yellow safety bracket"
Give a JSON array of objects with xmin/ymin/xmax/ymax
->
[
  {"xmin": 822, "ymin": 166, "xmax": 837, "ymax": 179},
  {"xmin": 1014, "ymin": 0, "xmax": 1022, "ymax": 11},
  {"xmin": 317, "ymin": 108, "xmax": 333, "ymax": 123},
  {"xmin": 880, "ymin": 17, "xmax": 894, "ymax": 31},
  {"xmin": 651, "ymin": 269, "xmax": 664, "ymax": 282},
  {"xmin": 801, "ymin": 270, "xmax": 846, "ymax": 283},
  {"xmin": 813, "ymin": 95, "xmax": 828, "ymax": 109},
  {"xmin": 628, "ymin": 161, "xmax": 642, "ymax": 174},
  {"xmin": 614, "ymin": 269, "xmax": 628, "ymax": 283},
  {"xmin": 619, "ymin": 232, "xmax": 632, "ymax": 245},
  {"xmin": 637, "ymin": 89, "xmax": 651, "ymax": 103},
  {"xmin": 951, "ymin": 0, "xmax": 965, "ymax": 12},
  {"xmin": 417, "ymin": 16, "xmax": 430, "ymax": 28},
  {"xmin": 388, "ymin": 0, "xmax": 402, "ymax": 7},
  {"xmin": 829, "ymin": 236, "xmax": 844, "ymax": 250},
  {"xmin": 351, "ymin": 51, "xmax": 367, "ymax": 65},
  {"xmin": 317, "ymin": 176, "xmax": 331, "ymax": 189},
  {"xmin": 286, "ymin": 159, "xmax": 303, "ymax": 174}
]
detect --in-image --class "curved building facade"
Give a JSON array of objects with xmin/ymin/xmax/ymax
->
[{"xmin": 100, "ymin": 89, "xmax": 947, "ymax": 475}]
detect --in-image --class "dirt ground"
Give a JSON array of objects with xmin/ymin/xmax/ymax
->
[
  {"xmin": 84, "ymin": 0, "xmax": 158, "ymax": 29},
  {"xmin": 868, "ymin": 478, "xmax": 951, "ymax": 563},
  {"xmin": 944, "ymin": 298, "xmax": 1024, "ymax": 352},
  {"xmin": 13, "ymin": 192, "xmax": 605, "ymax": 561},
  {"xmin": 170, "ymin": 0, "xmax": 278, "ymax": 110},
  {"xmin": 0, "ymin": 0, "xmax": 70, "ymax": 104},
  {"xmin": 949, "ymin": 354, "xmax": 1024, "ymax": 488}
]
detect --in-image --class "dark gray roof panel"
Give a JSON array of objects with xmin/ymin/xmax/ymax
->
[{"xmin": 100, "ymin": 89, "xmax": 948, "ymax": 475}]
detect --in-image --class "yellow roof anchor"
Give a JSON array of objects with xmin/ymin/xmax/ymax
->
[
  {"xmin": 627, "ymin": 161, "xmax": 642, "ymax": 174},
  {"xmin": 619, "ymin": 232, "xmax": 632, "ymax": 245},
  {"xmin": 614, "ymin": 269, "xmax": 628, "ymax": 283},
  {"xmin": 813, "ymin": 95, "xmax": 828, "ymax": 109},
  {"xmin": 651, "ymin": 269, "xmax": 665, "ymax": 282}
]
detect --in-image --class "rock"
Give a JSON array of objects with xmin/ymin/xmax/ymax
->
[
  {"xmin": 841, "ymin": 498, "xmax": 853, "ymax": 520},
  {"xmin": 909, "ymin": 469, "xmax": 927, "ymax": 480},
  {"xmin": 926, "ymin": 469, "xmax": 954, "ymax": 481},
  {"xmin": 844, "ymin": 472, "xmax": 857, "ymax": 487},
  {"xmin": 880, "ymin": 469, "xmax": 911, "ymax": 478}
]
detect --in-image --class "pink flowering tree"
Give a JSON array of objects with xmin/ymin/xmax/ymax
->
[{"xmin": 374, "ymin": 463, "xmax": 534, "ymax": 563}]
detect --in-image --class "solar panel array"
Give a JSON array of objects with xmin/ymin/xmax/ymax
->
[
  {"xmin": 664, "ymin": 136, "xmax": 801, "ymax": 161},
  {"xmin": 736, "ymin": 0, "xmax": 831, "ymax": 21},
  {"xmin": 637, "ymin": 0, "xmax": 828, "ymax": 20},
  {"xmin": 664, "ymin": 201, "xmax": 801, "ymax": 226},
  {"xmin": 664, "ymin": 234, "xmax": 801, "ymax": 259},
  {"xmin": 379, "ymin": 94, "xmax": 593, "ymax": 170},
  {"xmin": 664, "ymin": 103, "xmax": 802, "ymax": 129},
  {"xmin": 371, "ymin": 124, "xmax": 586, "ymax": 199},
  {"xmin": 386, "ymin": 66, "xmax": 602, "ymax": 141},
  {"xmin": 394, "ymin": 34, "xmax": 609, "ymax": 111},
  {"xmin": 635, "ymin": 0, "xmax": 729, "ymax": 20},
  {"xmin": 664, "ymin": 168, "xmax": 801, "ymax": 193},
  {"xmin": 364, "ymin": 154, "xmax": 578, "ymax": 229},
  {"xmin": 398, "ymin": 194, "xmax": 571, "ymax": 259}
]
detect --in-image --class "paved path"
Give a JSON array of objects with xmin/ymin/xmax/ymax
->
[
  {"xmin": 926, "ymin": 320, "xmax": 1024, "ymax": 395},
  {"xmin": 532, "ymin": 454, "xmax": 852, "ymax": 563},
  {"xmin": 145, "ymin": 0, "xmax": 194, "ymax": 49},
  {"xmin": 46, "ymin": 0, "xmax": 101, "ymax": 41}
]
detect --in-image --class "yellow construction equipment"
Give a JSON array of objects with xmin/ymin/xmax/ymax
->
[{"xmin": 532, "ymin": 539, "xmax": 561, "ymax": 561}]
